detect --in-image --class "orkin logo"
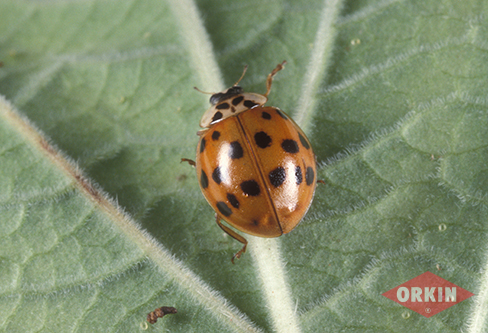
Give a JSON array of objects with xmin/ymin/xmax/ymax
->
[{"xmin": 382, "ymin": 271, "xmax": 474, "ymax": 318}]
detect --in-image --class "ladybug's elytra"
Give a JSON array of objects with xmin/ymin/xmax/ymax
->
[{"xmin": 183, "ymin": 61, "xmax": 317, "ymax": 263}]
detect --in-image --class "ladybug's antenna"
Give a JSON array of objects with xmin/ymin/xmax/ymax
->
[
  {"xmin": 233, "ymin": 65, "xmax": 248, "ymax": 86},
  {"xmin": 195, "ymin": 64, "xmax": 248, "ymax": 94},
  {"xmin": 193, "ymin": 86, "xmax": 214, "ymax": 95},
  {"xmin": 264, "ymin": 60, "xmax": 287, "ymax": 98}
]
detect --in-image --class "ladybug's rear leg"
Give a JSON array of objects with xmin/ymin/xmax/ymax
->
[
  {"xmin": 215, "ymin": 214, "xmax": 248, "ymax": 264},
  {"xmin": 180, "ymin": 158, "xmax": 196, "ymax": 167}
]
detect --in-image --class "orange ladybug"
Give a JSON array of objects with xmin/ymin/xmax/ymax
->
[{"xmin": 183, "ymin": 61, "xmax": 317, "ymax": 263}]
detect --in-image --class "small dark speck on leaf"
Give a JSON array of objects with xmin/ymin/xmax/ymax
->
[{"xmin": 147, "ymin": 306, "xmax": 177, "ymax": 324}]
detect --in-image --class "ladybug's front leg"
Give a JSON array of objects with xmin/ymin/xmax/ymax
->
[
  {"xmin": 264, "ymin": 60, "xmax": 287, "ymax": 97},
  {"xmin": 215, "ymin": 214, "xmax": 248, "ymax": 264}
]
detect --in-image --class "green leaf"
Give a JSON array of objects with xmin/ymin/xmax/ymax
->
[{"xmin": 1, "ymin": 0, "xmax": 487, "ymax": 332}]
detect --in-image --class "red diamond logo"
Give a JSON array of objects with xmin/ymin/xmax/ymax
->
[{"xmin": 382, "ymin": 272, "xmax": 474, "ymax": 318}]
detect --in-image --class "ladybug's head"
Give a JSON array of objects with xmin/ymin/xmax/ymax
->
[
  {"xmin": 199, "ymin": 90, "xmax": 267, "ymax": 128},
  {"xmin": 209, "ymin": 86, "xmax": 244, "ymax": 105},
  {"xmin": 197, "ymin": 62, "xmax": 286, "ymax": 129}
]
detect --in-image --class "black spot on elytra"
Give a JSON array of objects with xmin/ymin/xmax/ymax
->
[
  {"xmin": 254, "ymin": 131, "xmax": 272, "ymax": 149},
  {"xmin": 232, "ymin": 96, "xmax": 244, "ymax": 106},
  {"xmin": 229, "ymin": 141, "xmax": 244, "ymax": 159},
  {"xmin": 298, "ymin": 132, "xmax": 310, "ymax": 149},
  {"xmin": 212, "ymin": 111, "xmax": 223, "ymax": 122},
  {"xmin": 240, "ymin": 180, "xmax": 260, "ymax": 196},
  {"xmin": 216, "ymin": 102, "xmax": 230, "ymax": 109},
  {"xmin": 227, "ymin": 193, "xmax": 240, "ymax": 209},
  {"xmin": 269, "ymin": 167, "xmax": 286, "ymax": 187},
  {"xmin": 253, "ymin": 219, "xmax": 259, "ymax": 226},
  {"xmin": 212, "ymin": 166, "xmax": 222, "ymax": 184},
  {"xmin": 282, "ymin": 139, "xmax": 299, "ymax": 154},
  {"xmin": 200, "ymin": 138, "xmax": 206, "ymax": 153},
  {"xmin": 212, "ymin": 131, "xmax": 220, "ymax": 141},
  {"xmin": 200, "ymin": 170, "xmax": 208, "ymax": 189},
  {"xmin": 244, "ymin": 100, "xmax": 258, "ymax": 108},
  {"xmin": 306, "ymin": 166, "xmax": 315, "ymax": 185},
  {"xmin": 275, "ymin": 109, "xmax": 288, "ymax": 119},
  {"xmin": 217, "ymin": 202, "xmax": 232, "ymax": 216},
  {"xmin": 295, "ymin": 166, "xmax": 303, "ymax": 185},
  {"xmin": 261, "ymin": 111, "xmax": 271, "ymax": 120}
]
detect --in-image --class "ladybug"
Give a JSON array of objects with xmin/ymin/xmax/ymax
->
[{"xmin": 183, "ymin": 61, "xmax": 317, "ymax": 263}]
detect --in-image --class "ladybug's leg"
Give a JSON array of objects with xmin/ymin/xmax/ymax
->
[
  {"xmin": 264, "ymin": 60, "xmax": 287, "ymax": 98},
  {"xmin": 215, "ymin": 214, "xmax": 248, "ymax": 264},
  {"xmin": 180, "ymin": 158, "xmax": 196, "ymax": 167},
  {"xmin": 317, "ymin": 179, "xmax": 326, "ymax": 185},
  {"xmin": 196, "ymin": 129, "xmax": 209, "ymax": 136}
]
